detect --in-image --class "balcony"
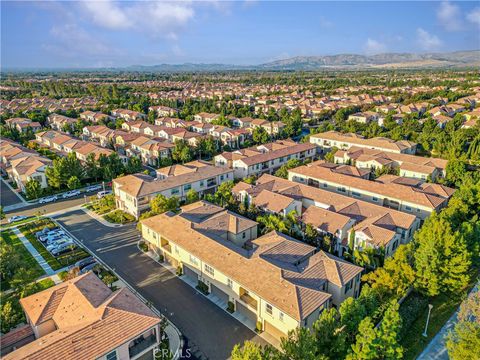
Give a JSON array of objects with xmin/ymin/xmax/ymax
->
[
  {"xmin": 129, "ymin": 333, "xmax": 157, "ymax": 358},
  {"xmin": 240, "ymin": 292, "xmax": 258, "ymax": 310}
]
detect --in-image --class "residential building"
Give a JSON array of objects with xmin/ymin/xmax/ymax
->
[
  {"xmin": 5, "ymin": 118, "xmax": 41, "ymax": 133},
  {"xmin": 79, "ymin": 111, "xmax": 113, "ymax": 123},
  {"xmin": 4, "ymin": 272, "xmax": 161, "ymax": 360},
  {"xmin": 193, "ymin": 112, "xmax": 220, "ymax": 123},
  {"xmin": 233, "ymin": 174, "xmax": 420, "ymax": 257},
  {"xmin": 214, "ymin": 140, "xmax": 316, "ymax": 179},
  {"xmin": 334, "ymin": 146, "xmax": 448, "ymax": 181},
  {"xmin": 111, "ymin": 109, "xmax": 146, "ymax": 122},
  {"xmin": 149, "ymin": 105, "xmax": 178, "ymax": 117},
  {"xmin": 310, "ymin": 131, "xmax": 417, "ymax": 154},
  {"xmin": 10, "ymin": 155, "xmax": 51, "ymax": 192},
  {"xmin": 347, "ymin": 112, "xmax": 379, "ymax": 124},
  {"xmin": 113, "ymin": 161, "xmax": 234, "ymax": 218},
  {"xmin": 47, "ymin": 113, "xmax": 77, "ymax": 131},
  {"xmin": 141, "ymin": 201, "xmax": 363, "ymax": 339},
  {"xmin": 287, "ymin": 161, "xmax": 454, "ymax": 219}
]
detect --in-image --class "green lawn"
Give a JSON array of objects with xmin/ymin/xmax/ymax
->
[
  {"xmin": 0, "ymin": 229, "xmax": 45, "ymax": 291},
  {"xmin": 18, "ymin": 219, "xmax": 90, "ymax": 271},
  {"xmin": 400, "ymin": 271, "xmax": 479, "ymax": 359}
]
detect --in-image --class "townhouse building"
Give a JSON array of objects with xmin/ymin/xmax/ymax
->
[
  {"xmin": 193, "ymin": 112, "xmax": 220, "ymax": 123},
  {"xmin": 148, "ymin": 105, "xmax": 178, "ymax": 117},
  {"xmin": 5, "ymin": 118, "xmax": 42, "ymax": 133},
  {"xmin": 347, "ymin": 111, "xmax": 379, "ymax": 124},
  {"xmin": 287, "ymin": 161, "xmax": 454, "ymax": 220},
  {"xmin": 4, "ymin": 272, "xmax": 161, "ymax": 360},
  {"xmin": 111, "ymin": 109, "xmax": 146, "ymax": 122},
  {"xmin": 214, "ymin": 140, "xmax": 316, "ymax": 179},
  {"xmin": 79, "ymin": 111, "xmax": 113, "ymax": 123},
  {"xmin": 113, "ymin": 161, "xmax": 234, "ymax": 218},
  {"xmin": 334, "ymin": 146, "xmax": 448, "ymax": 182},
  {"xmin": 233, "ymin": 174, "xmax": 420, "ymax": 258},
  {"xmin": 154, "ymin": 117, "xmax": 188, "ymax": 129},
  {"xmin": 249, "ymin": 119, "xmax": 286, "ymax": 135},
  {"xmin": 46, "ymin": 113, "xmax": 77, "ymax": 131},
  {"xmin": 141, "ymin": 201, "xmax": 363, "ymax": 339},
  {"xmin": 127, "ymin": 136, "xmax": 173, "ymax": 166},
  {"xmin": 310, "ymin": 131, "xmax": 417, "ymax": 154}
]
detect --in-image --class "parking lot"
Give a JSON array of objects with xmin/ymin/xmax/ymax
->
[{"xmin": 54, "ymin": 209, "xmax": 268, "ymax": 360}]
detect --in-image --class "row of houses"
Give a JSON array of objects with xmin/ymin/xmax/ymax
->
[
  {"xmin": 0, "ymin": 139, "xmax": 51, "ymax": 192},
  {"xmin": 4, "ymin": 118, "xmax": 42, "ymax": 133},
  {"xmin": 232, "ymin": 173, "xmax": 421, "ymax": 258},
  {"xmin": 287, "ymin": 160, "xmax": 454, "ymax": 220},
  {"xmin": 141, "ymin": 200, "xmax": 364, "ymax": 340},
  {"xmin": 113, "ymin": 160, "xmax": 234, "ymax": 218},
  {"xmin": 214, "ymin": 140, "xmax": 317, "ymax": 178}
]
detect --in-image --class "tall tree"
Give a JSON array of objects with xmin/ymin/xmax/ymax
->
[
  {"xmin": 313, "ymin": 307, "xmax": 347, "ymax": 359},
  {"xmin": 25, "ymin": 178, "xmax": 43, "ymax": 199}
]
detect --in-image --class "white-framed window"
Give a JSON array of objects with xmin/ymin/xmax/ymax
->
[
  {"xmin": 184, "ymin": 184, "xmax": 192, "ymax": 191},
  {"xmin": 106, "ymin": 350, "xmax": 117, "ymax": 360},
  {"xmin": 279, "ymin": 312, "xmax": 284, "ymax": 322},
  {"xmin": 266, "ymin": 303, "xmax": 273, "ymax": 315},
  {"xmin": 204, "ymin": 264, "xmax": 215, "ymax": 276},
  {"xmin": 189, "ymin": 255, "xmax": 199, "ymax": 266}
]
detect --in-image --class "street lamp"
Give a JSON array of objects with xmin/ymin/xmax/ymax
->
[{"xmin": 422, "ymin": 304, "xmax": 433, "ymax": 337}]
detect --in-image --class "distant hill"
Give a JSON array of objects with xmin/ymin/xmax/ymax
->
[
  {"xmin": 126, "ymin": 50, "xmax": 479, "ymax": 72},
  {"xmin": 257, "ymin": 50, "xmax": 480, "ymax": 70}
]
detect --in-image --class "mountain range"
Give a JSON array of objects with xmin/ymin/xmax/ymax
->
[{"xmin": 127, "ymin": 50, "xmax": 479, "ymax": 72}]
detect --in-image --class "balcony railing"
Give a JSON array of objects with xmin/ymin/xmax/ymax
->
[
  {"xmin": 240, "ymin": 293, "xmax": 258, "ymax": 310},
  {"xmin": 129, "ymin": 334, "xmax": 157, "ymax": 358}
]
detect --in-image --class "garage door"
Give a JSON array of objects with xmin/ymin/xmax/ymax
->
[
  {"xmin": 183, "ymin": 265, "xmax": 198, "ymax": 282},
  {"xmin": 235, "ymin": 300, "xmax": 257, "ymax": 324},
  {"xmin": 210, "ymin": 284, "xmax": 229, "ymax": 304},
  {"xmin": 264, "ymin": 320, "xmax": 288, "ymax": 340}
]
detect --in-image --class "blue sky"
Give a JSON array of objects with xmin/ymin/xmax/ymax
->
[{"xmin": 1, "ymin": 1, "xmax": 479, "ymax": 68}]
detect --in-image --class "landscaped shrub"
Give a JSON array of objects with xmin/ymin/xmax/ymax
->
[
  {"xmin": 398, "ymin": 291, "xmax": 429, "ymax": 339},
  {"xmin": 227, "ymin": 301, "xmax": 235, "ymax": 313},
  {"xmin": 255, "ymin": 321, "xmax": 263, "ymax": 333},
  {"xmin": 196, "ymin": 280, "xmax": 209, "ymax": 295},
  {"xmin": 176, "ymin": 266, "xmax": 183, "ymax": 276},
  {"xmin": 139, "ymin": 241, "xmax": 148, "ymax": 252},
  {"xmin": 103, "ymin": 209, "xmax": 135, "ymax": 224}
]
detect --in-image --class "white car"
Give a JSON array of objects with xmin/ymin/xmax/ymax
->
[
  {"xmin": 39, "ymin": 195, "xmax": 58, "ymax": 204},
  {"xmin": 8, "ymin": 215, "xmax": 28, "ymax": 223},
  {"xmin": 47, "ymin": 238, "xmax": 73, "ymax": 252},
  {"xmin": 85, "ymin": 185, "xmax": 102, "ymax": 192},
  {"xmin": 62, "ymin": 190, "xmax": 81, "ymax": 199},
  {"xmin": 97, "ymin": 190, "xmax": 112, "ymax": 199}
]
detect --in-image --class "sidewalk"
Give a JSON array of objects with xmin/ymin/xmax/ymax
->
[
  {"xmin": 417, "ymin": 281, "xmax": 480, "ymax": 360},
  {"xmin": 11, "ymin": 227, "xmax": 55, "ymax": 276}
]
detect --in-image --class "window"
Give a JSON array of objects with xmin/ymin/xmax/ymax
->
[
  {"xmin": 204, "ymin": 264, "xmax": 215, "ymax": 276},
  {"xmin": 372, "ymin": 197, "xmax": 379, "ymax": 202},
  {"xmin": 220, "ymin": 175, "xmax": 224, "ymax": 181},
  {"xmin": 323, "ymin": 183, "xmax": 328, "ymax": 188},
  {"xmin": 266, "ymin": 303, "xmax": 273, "ymax": 315},
  {"xmin": 200, "ymin": 180, "xmax": 204, "ymax": 187},
  {"xmin": 344, "ymin": 280, "xmax": 353, "ymax": 294},
  {"xmin": 189, "ymin": 255, "xmax": 199, "ymax": 266},
  {"xmin": 106, "ymin": 351, "xmax": 117, "ymax": 360},
  {"xmin": 227, "ymin": 278, "xmax": 233, "ymax": 288},
  {"xmin": 184, "ymin": 184, "xmax": 191, "ymax": 191},
  {"xmin": 337, "ymin": 187, "xmax": 346, "ymax": 193},
  {"xmin": 405, "ymin": 206, "xmax": 412, "ymax": 211},
  {"xmin": 279, "ymin": 312, "xmax": 284, "ymax": 322},
  {"xmin": 352, "ymin": 191, "xmax": 361, "ymax": 197},
  {"xmin": 171, "ymin": 188, "xmax": 179, "ymax": 195},
  {"xmin": 242, "ymin": 232, "xmax": 246, "ymax": 239}
]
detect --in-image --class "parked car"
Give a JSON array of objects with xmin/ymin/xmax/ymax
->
[
  {"xmin": 8, "ymin": 215, "xmax": 28, "ymax": 223},
  {"xmin": 52, "ymin": 243, "xmax": 77, "ymax": 256},
  {"xmin": 41, "ymin": 232, "xmax": 66, "ymax": 243},
  {"xmin": 39, "ymin": 195, "xmax": 58, "ymax": 204},
  {"xmin": 47, "ymin": 238, "xmax": 73, "ymax": 252},
  {"xmin": 73, "ymin": 257, "xmax": 96, "ymax": 271},
  {"xmin": 62, "ymin": 190, "xmax": 81, "ymax": 199},
  {"xmin": 85, "ymin": 184, "xmax": 102, "ymax": 192},
  {"xmin": 79, "ymin": 262, "xmax": 99, "ymax": 275},
  {"xmin": 35, "ymin": 227, "xmax": 57, "ymax": 238},
  {"xmin": 97, "ymin": 190, "xmax": 112, "ymax": 199}
]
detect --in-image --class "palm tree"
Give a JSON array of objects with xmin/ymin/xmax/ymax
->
[{"xmin": 257, "ymin": 214, "xmax": 287, "ymax": 234}]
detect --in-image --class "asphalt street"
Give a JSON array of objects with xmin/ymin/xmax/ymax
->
[{"xmin": 54, "ymin": 209, "xmax": 268, "ymax": 360}]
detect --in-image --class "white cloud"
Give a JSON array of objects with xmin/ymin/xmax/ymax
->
[
  {"xmin": 466, "ymin": 7, "xmax": 480, "ymax": 26},
  {"xmin": 437, "ymin": 1, "xmax": 462, "ymax": 31},
  {"xmin": 364, "ymin": 38, "xmax": 387, "ymax": 55},
  {"xmin": 416, "ymin": 28, "xmax": 442, "ymax": 51},
  {"xmin": 79, "ymin": 1, "xmax": 195, "ymax": 39}
]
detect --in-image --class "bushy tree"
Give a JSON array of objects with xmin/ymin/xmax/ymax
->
[
  {"xmin": 185, "ymin": 189, "xmax": 199, "ymax": 204},
  {"xmin": 67, "ymin": 175, "xmax": 81, "ymax": 190},
  {"xmin": 25, "ymin": 178, "xmax": 43, "ymax": 199},
  {"xmin": 150, "ymin": 194, "xmax": 179, "ymax": 215}
]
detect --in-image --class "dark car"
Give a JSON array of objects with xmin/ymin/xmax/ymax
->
[
  {"xmin": 79, "ymin": 262, "xmax": 99, "ymax": 275},
  {"xmin": 73, "ymin": 257, "xmax": 96, "ymax": 271}
]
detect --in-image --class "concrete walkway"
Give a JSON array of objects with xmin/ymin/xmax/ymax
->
[
  {"xmin": 418, "ymin": 281, "xmax": 480, "ymax": 360},
  {"xmin": 81, "ymin": 207, "xmax": 128, "ymax": 228},
  {"xmin": 11, "ymin": 227, "xmax": 55, "ymax": 276}
]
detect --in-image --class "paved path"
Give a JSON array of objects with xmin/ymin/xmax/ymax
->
[
  {"xmin": 418, "ymin": 282, "xmax": 480, "ymax": 360},
  {"xmin": 11, "ymin": 227, "xmax": 55, "ymax": 276},
  {"xmin": 54, "ymin": 209, "xmax": 268, "ymax": 360}
]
